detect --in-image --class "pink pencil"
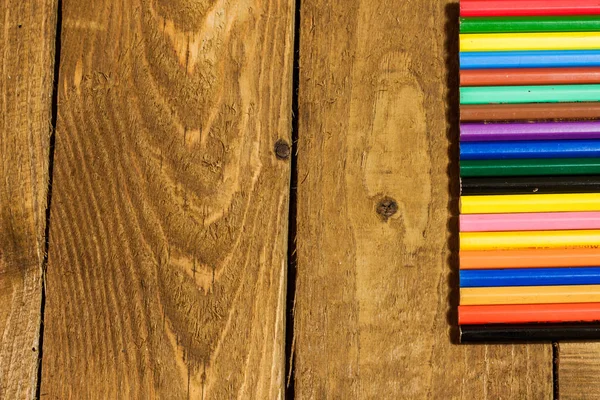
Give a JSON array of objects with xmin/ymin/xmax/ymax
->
[{"xmin": 460, "ymin": 212, "xmax": 600, "ymax": 232}]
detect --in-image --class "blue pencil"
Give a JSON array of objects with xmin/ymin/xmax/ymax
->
[
  {"xmin": 460, "ymin": 50, "xmax": 600, "ymax": 69},
  {"xmin": 460, "ymin": 267, "xmax": 600, "ymax": 288},
  {"xmin": 460, "ymin": 139, "xmax": 600, "ymax": 160}
]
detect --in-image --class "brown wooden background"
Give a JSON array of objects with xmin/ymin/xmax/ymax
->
[{"xmin": 2, "ymin": 0, "xmax": 600, "ymax": 398}]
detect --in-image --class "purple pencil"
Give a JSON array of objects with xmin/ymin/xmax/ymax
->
[{"xmin": 461, "ymin": 121, "xmax": 600, "ymax": 142}]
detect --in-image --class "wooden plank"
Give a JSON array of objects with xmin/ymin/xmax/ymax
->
[
  {"xmin": 293, "ymin": 1, "xmax": 553, "ymax": 398},
  {"xmin": 40, "ymin": 0, "xmax": 294, "ymax": 398},
  {"xmin": 0, "ymin": 0, "xmax": 57, "ymax": 398},
  {"xmin": 559, "ymin": 343, "xmax": 600, "ymax": 399}
]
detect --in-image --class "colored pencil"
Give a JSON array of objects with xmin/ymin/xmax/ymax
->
[
  {"xmin": 460, "ymin": 158, "xmax": 600, "ymax": 177},
  {"xmin": 458, "ymin": 0, "xmax": 600, "ymax": 345},
  {"xmin": 460, "ymin": 85, "xmax": 600, "ymax": 105},
  {"xmin": 460, "ymin": 140, "xmax": 600, "ymax": 160},
  {"xmin": 461, "ymin": 32, "xmax": 600, "ymax": 52},
  {"xmin": 460, "ymin": 0, "xmax": 600, "ymax": 18},
  {"xmin": 461, "ymin": 285, "xmax": 600, "ymax": 305},
  {"xmin": 460, "ymin": 121, "xmax": 600, "ymax": 142},
  {"xmin": 461, "ymin": 103, "xmax": 600, "ymax": 121},
  {"xmin": 461, "ymin": 176, "xmax": 600, "ymax": 195},
  {"xmin": 460, "ymin": 248, "xmax": 600, "ymax": 269},
  {"xmin": 460, "ymin": 16, "xmax": 600, "ymax": 34},
  {"xmin": 460, "ymin": 50, "xmax": 600, "ymax": 69},
  {"xmin": 461, "ymin": 193, "xmax": 600, "ymax": 214},
  {"xmin": 460, "ymin": 212, "xmax": 600, "ymax": 232},
  {"xmin": 460, "ymin": 267, "xmax": 600, "ymax": 287},
  {"xmin": 461, "ymin": 67, "xmax": 600, "ymax": 87},
  {"xmin": 459, "ymin": 303, "xmax": 600, "ymax": 325},
  {"xmin": 460, "ymin": 323, "xmax": 600, "ymax": 343},
  {"xmin": 460, "ymin": 230, "xmax": 600, "ymax": 251}
]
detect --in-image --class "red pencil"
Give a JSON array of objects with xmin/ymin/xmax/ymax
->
[
  {"xmin": 459, "ymin": 303, "xmax": 600, "ymax": 325},
  {"xmin": 461, "ymin": 0, "xmax": 600, "ymax": 17}
]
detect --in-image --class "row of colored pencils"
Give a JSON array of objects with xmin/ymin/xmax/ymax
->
[{"xmin": 459, "ymin": 0, "xmax": 600, "ymax": 343}]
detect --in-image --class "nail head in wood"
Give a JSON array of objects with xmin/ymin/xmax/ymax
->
[{"xmin": 274, "ymin": 139, "xmax": 291, "ymax": 160}]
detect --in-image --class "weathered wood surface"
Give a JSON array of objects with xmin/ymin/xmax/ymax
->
[
  {"xmin": 6, "ymin": 0, "xmax": 600, "ymax": 397},
  {"xmin": 559, "ymin": 343, "xmax": 600, "ymax": 399},
  {"xmin": 0, "ymin": 0, "xmax": 57, "ymax": 398},
  {"xmin": 40, "ymin": 0, "xmax": 294, "ymax": 398},
  {"xmin": 293, "ymin": 1, "xmax": 553, "ymax": 398}
]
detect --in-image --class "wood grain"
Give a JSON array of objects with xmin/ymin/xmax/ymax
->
[
  {"xmin": 559, "ymin": 343, "xmax": 600, "ymax": 399},
  {"xmin": 40, "ymin": 0, "xmax": 294, "ymax": 398},
  {"xmin": 293, "ymin": 1, "xmax": 553, "ymax": 398},
  {"xmin": 0, "ymin": 1, "xmax": 57, "ymax": 398}
]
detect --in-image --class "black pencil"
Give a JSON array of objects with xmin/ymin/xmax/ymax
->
[
  {"xmin": 460, "ymin": 323, "xmax": 600, "ymax": 343},
  {"xmin": 460, "ymin": 175, "xmax": 600, "ymax": 195}
]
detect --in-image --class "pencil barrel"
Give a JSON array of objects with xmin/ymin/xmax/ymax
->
[
  {"xmin": 460, "ymin": 248, "xmax": 600, "ymax": 269},
  {"xmin": 460, "ymin": 230, "xmax": 600, "ymax": 250},
  {"xmin": 461, "ymin": 103, "xmax": 600, "ymax": 121},
  {"xmin": 461, "ymin": 175, "xmax": 600, "ymax": 195},
  {"xmin": 461, "ymin": 50, "xmax": 600, "ymax": 69},
  {"xmin": 460, "ymin": 1, "xmax": 600, "ymax": 18},
  {"xmin": 458, "ymin": 0, "xmax": 600, "ymax": 342},
  {"xmin": 460, "ymin": 212, "xmax": 600, "ymax": 231},
  {"xmin": 460, "ymin": 158, "xmax": 600, "ymax": 177},
  {"xmin": 460, "ymin": 284, "xmax": 600, "ymax": 305},
  {"xmin": 459, "ymin": 303, "xmax": 600, "ymax": 324},
  {"xmin": 461, "ymin": 140, "xmax": 600, "ymax": 160},
  {"xmin": 460, "ymin": 16, "xmax": 600, "ymax": 34},
  {"xmin": 461, "ymin": 67, "xmax": 600, "ymax": 86},
  {"xmin": 460, "ymin": 85, "xmax": 600, "ymax": 105},
  {"xmin": 460, "ymin": 121, "xmax": 600, "ymax": 142},
  {"xmin": 460, "ymin": 324, "xmax": 600, "ymax": 343},
  {"xmin": 460, "ymin": 267, "xmax": 600, "ymax": 287},
  {"xmin": 461, "ymin": 32, "xmax": 600, "ymax": 52}
]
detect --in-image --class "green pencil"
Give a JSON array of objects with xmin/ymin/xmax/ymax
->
[
  {"xmin": 460, "ymin": 158, "xmax": 600, "ymax": 177},
  {"xmin": 460, "ymin": 16, "xmax": 600, "ymax": 34},
  {"xmin": 460, "ymin": 85, "xmax": 600, "ymax": 105}
]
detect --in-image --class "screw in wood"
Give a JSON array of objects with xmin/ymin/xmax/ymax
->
[{"xmin": 274, "ymin": 139, "xmax": 291, "ymax": 160}]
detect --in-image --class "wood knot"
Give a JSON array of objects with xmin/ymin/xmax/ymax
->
[
  {"xmin": 376, "ymin": 197, "xmax": 398, "ymax": 221},
  {"xmin": 274, "ymin": 139, "xmax": 291, "ymax": 160}
]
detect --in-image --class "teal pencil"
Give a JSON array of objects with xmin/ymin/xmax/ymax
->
[{"xmin": 460, "ymin": 84, "xmax": 600, "ymax": 105}]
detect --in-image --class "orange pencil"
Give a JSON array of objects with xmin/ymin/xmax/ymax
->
[
  {"xmin": 459, "ymin": 303, "xmax": 600, "ymax": 324},
  {"xmin": 460, "ymin": 248, "xmax": 600, "ymax": 269}
]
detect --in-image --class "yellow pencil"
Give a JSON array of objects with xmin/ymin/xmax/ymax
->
[
  {"xmin": 460, "ymin": 32, "xmax": 600, "ymax": 52},
  {"xmin": 461, "ymin": 285, "xmax": 600, "ymax": 305},
  {"xmin": 460, "ymin": 193, "xmax": 600, "ymax": 214},
  {"xmin": 460, "ymin": 230, "xmax": 600, "ymax": 251}
]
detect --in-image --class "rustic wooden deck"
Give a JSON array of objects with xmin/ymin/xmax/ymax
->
[{"xmin": 1, "ymin": 0, "xmax": 599, "ymax": 398}]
